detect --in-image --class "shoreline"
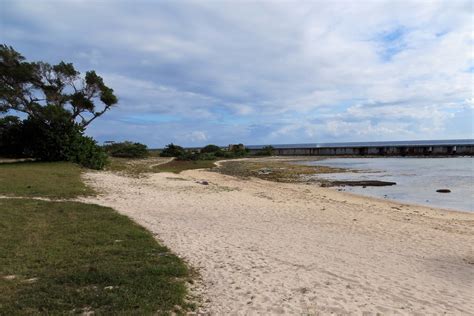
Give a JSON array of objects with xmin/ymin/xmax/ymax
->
[
  {"xmin": 81, "ymin": 166, "xmax": 474, "ymax": 314},
  {"xmin": 241, "ymin": 156, "xmax": 474, "ymax": 213}
]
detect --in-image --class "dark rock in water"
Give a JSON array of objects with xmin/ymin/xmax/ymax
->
[
  {"xmin": 436, "ymin": 189, "xmax": 451, "ymax": 193},
  {"xmin": 327, "ymin": 180, "xmax": 396, "ymax": 187}
]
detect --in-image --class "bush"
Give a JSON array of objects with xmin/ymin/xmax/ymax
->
[
  {"xmin": 104, "ymin": 141, "xmax": 149, "ymax": 158},
  {"xmin": 255, "ymin": 145, "xmax": 274, "ymax": 156},
  {"xmin": 198, "ymin": 152, "xmax": 217, "ymax": 160},
  {"xmin": 22, "ymin": 106, "xmax": 82, "ymax": 161},
  {"xmin": 160, "ymin": 143, "xmax": 186, "ymax": 157},
  {"xmin": 229, "ymin": 143, "xmax": 249, "ymax": 157},
  {"xmin": 2, "ymin": 106, "xmax": 108, "ymax": 169},
  {"xmin": 0, "ymin": 116, "xmax": 25, "ymax": 158},
  {"xmin": 201, "ymin": 144, "xmax": 222, "ymax": 154},
  {"xmin": 67, "ymin": 135, "xmax": 108, "ymax": 170}
]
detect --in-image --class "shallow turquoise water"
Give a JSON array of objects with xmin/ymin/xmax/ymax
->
[{"xmin": 300, "ymin": 157, "xmax": 474, "ymax": 212}]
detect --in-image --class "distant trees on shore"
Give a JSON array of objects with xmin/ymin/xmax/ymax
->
[
  {"xmin": 159, "ymin": 143, "xmax": 251, "ymax": 161},
  {"xmin": 104, "ymin": 141, "xmax": 149, "ymax": 158}
]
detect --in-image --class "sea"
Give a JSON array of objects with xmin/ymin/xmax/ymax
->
[{"xmin": 298, "ymin": 157, "xmax": 474, "ymax": 212}]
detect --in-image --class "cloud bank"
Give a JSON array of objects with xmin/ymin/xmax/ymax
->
[{"xmin": 1, "ymin": 0, "xmax": 473, "ymax": 146}]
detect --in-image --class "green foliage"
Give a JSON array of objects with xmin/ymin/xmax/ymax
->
[
  {"xmin": 229, "ymin": 143, "xmax": 250, "ymax": 157},
  {"xmin": 21, "ymin": 105, "xmax": 80, "ymax": 161},
  {"xmin": 0, "ymin": 106, "xmax": 107, "ymax": 169},
  {"xmin": 0, "ymin": 46, "xmax": 113, "ymax": 169},
  {"xmin": 0, "ymin": 116, "xmax": 24, "ymax": 157},
  {"xmin": 201, "ymin": 144, "xmax": 222, "ymax": 154},
  {"xmin": 198, "ymin": 152, "xmax": 217, "ymax": 160},
  {"xmin": 20, "ymin": 105, "xmax": 107, "ymax": 169},
  {"xmin": 0, "ymin": 45, "xmax": 117, "ymax": 127},
  {"xmin": 67, "ymin": 135, "xmax": 108, "ymax": 170},
  {"xmin": 160, "ymin": 143, "xmax": 250, "ymax": 161},
  {"xmin": 160, "ymin": 143, "xmax": 186, "ymax": 157},
  {"xmin": 255, "ymin": 145, "xmax": 274, "ymax": 156},
  {"xmin": 175, "ymin": 151, "xmax": 197, "ymax": 161},
  {"xmin": 104, "ymin": 141, "xmax": 149, "ymax": 158}
]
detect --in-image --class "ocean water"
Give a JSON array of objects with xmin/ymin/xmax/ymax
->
[{"xmin": 299, "ymin": 157, "xmax": 474, "ymax": 212}]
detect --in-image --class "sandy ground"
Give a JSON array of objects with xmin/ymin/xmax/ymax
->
[{"xmin": 81, "ymin": 167, "xmax": 474, "ymax": 315}]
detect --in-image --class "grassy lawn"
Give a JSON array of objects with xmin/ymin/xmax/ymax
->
[
  {"xmin": 0, "ymin": 161, "xmax": 93, "ymax": 198},
  {"xmin": 0, "ymin": 161, "xmax": 193, "ymax": 314},
  {"xmin": 0, "ymin": 199, "xmax": 190, "ymax": 314}
]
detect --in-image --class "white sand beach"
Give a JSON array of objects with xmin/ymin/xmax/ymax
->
[{"xmin": 81, "ymin": 167, "xmax": 474, "ymax": 314}]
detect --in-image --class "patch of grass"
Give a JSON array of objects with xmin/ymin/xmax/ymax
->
[
  {"xmin": 105, "ymin": 157, "xmax": 171, "ymax": 176},
  {"xmin": 152, "ymin": 160, "xmax": 217, "ymax": 174},
  {"xmin": 0, "ymin": 161, "xmax": 93, "ymax": 198},
  {"xmin": 217, "ymin": 159, "xmax": 348, "ymax": 183},
  {"xmin": 0, "ymin": 198, "xmax": 191, "ymax": 314}
]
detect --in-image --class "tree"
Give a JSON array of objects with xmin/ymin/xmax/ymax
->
[
  {"xmin": 0, "ymin": 44, "xmax": 118, "ymax": 127},
  {"xmin": 200, "ymin": 144, "xmax": 222, "ymax": 154},
  {"xmin": 104, "ymin": 141, "xmax": 149, "ymax": 158},
  {"xmin": 0, "ymin": 115, "xmax": 24, "ymax": 157},
  {"xmin": 160, "ymin": 143, "xmax": 186, "ymax": 157},
  {"xmin": 256, "ymin": 145, "xmax": 274, "ymax": 156}
]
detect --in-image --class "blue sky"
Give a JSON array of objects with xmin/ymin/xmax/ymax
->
[{"xmin": 1, "ymin": 0, "xmax": 473, "ymax": 147}]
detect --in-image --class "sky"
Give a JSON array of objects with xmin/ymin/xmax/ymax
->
[{"xmin": 1, "ymin": 0, "xmax": 473, "ymax": 147}]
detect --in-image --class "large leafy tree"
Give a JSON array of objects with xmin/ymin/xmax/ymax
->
[{"xmin": 0, "ymin": 44, "xmax": 118, "ymax": 127}]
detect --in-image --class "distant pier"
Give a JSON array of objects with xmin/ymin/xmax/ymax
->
[{"xmin": 247, "ymin": 141, "xmax": 474, "ymax": 156}]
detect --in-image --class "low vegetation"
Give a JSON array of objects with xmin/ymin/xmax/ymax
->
[
  {"xmin": 0, "ymin": 110, "xmax": 108, "ymax": 170},
  {"xmin": 0, "ymin": 199, "xmax": 190, "ymax": 314},
  {"xmin": 104, "ymin": 141, "xmax": 149, "ymax": 158},
  {"xmin": 217, "ymin": 158, "xmax": 348, "ymax": 183},
  {"xmin": 0, "ymin": 161, "xmax": 192, "ymax": 314},
  {"xmin": 0, "ymin": 161, "xmax": 92, "ymax": 198},
  {"xmin": 255, "ymin": 145, "xmax": 274, "ymax": 156},
  {"xmin": 151, "ymin": 159, "xmax": 217, "ymax": 174},
  {"xmin": 105, "ymin": 157, "xmax": 172, "ymax": 176},
  {"xmin": 160, "ymin": 143, "xmax": 249, "ymax": 161}
]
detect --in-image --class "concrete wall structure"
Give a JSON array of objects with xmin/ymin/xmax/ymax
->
[{"xmin": 248, "ymin": 144, "xmax": 474, "ymax": 156}]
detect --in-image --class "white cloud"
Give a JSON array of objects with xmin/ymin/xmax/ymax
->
[{"xmin": 2, "ymin": 0, "xmax": 472, "ymax": 146}]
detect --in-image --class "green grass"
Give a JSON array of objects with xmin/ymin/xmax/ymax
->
[
  {"xmin": 0, "ymin": 161, "xmax": 193, "ymax": 314},
  {"xmin": 0, "ymin": 161, "xmax": 93, "ymax": 198},
  {"xmin": 151, "ymin": 160, "xmax": 216, "ymax": 174},
  {"xmin": 0, "ymin": 199, "xmax": 191, "ymax": 314}
]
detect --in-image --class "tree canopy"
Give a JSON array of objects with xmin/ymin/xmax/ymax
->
[{"xmin": 0, "ymin": 44, "xmax": 118, "ymax": 127}]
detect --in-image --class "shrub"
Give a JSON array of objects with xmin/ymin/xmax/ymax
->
[
  {"xmin": 0, "ymin": 116, "xmax": 25, "ymax": 157},
  {"xmin": 160, "ymin": 143, "xmax": 186, "ymax": 157},
  {"xmin": 229, "ymin": 143, "xmax": 249, "ymax": 157},
  {"xmin": 201, "ymin": 144, "xmax": 222, "ymax": 154},
  {"xmin": 67, "ymin": 135, "xmax": 108, "ymax": 170},
  {"xmin": 198, "ymin": 152, "xmax": 217, "ymax": 160},
  {"xmin": 22, "ymin": 105, "xmax": 81, "ymax": 161},
  {"xmin": 255, "ymin": 145, "xmax": 274, "ymax": 156},
  {"xmin": 104, "ymin": 141, "xmax": 149, "ymax": 158},
  {"xmin": 5, "ymin": 106, "xmax": 108, "ymax": 169}
]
